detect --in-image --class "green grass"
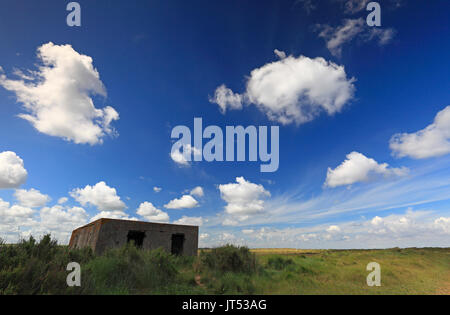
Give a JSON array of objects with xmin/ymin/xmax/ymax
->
[
  {"xmin": 1, "ymin": 236, "xmax": 449, "ymax": 295},
  {"xmin": 253, "ymin": 248, "xmax": 450, "ymax": 294}
]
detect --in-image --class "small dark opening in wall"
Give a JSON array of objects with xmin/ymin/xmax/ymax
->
[
  {"xmin": 171, "ymin": 234, "xmax": 185, "ymax": 256},
  {"xmin": 127, "ymin": 231, "xmax": 146, "ymax": 248}
]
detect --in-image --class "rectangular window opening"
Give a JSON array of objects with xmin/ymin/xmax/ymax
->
[
  {"xmin": 127, "ymin": 230, "xmax": 146, "ymax": 248},
  {"xmin": 171, "ymin": 233, "xmax": 185, "ymax": 255}
]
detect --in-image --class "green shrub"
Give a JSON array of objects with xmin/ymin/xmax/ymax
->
[
  {"xmin": 210, "ymin": 272, "xmax": 256, "ymax": 295},
  {"xmin": 0, "ymin": 234, "xmax": 83, "ymax": 294},
  {"xmin": 196, "ymin": 245, "xmax": 257, "ymax": 275},
  {"xmin": 81, "ymin": 245, "xmax": 178, "ymax": 294},
  {"xmin": 0, "ymin": 235, "xmax": 186, "ymax": 295},
  {"xmin": 267, "ymin": 256, "xmax": 294, "ymax": 270}
]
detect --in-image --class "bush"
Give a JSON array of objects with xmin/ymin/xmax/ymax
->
[
  {"xmin": 0, "ymin": 235, "xmax": 84, "ymax": 294},
  {"xmin": 267, "ymin": 256, "xmax": 294, "ymax": 270},
  {"xmin": 0, "ymin": 236, "xmax": 260, "ymax": 295},
  {"xmin": 0, "ymin": 235, "xmax": 180, "ymax": 295},
  {"xmin": 210, "ymin": 272, "xmax": 256, "ymax": 295},
  {"xmin": 81, "ymin": 245, "xmax": 178, "ymax": 294},
  {"xmin": 196, "ymin": 245, "xmax": 257, "ymax": 275}
]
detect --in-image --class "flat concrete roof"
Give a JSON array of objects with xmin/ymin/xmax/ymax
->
[{"xmin": 72, "ymin": 218, "xmax": 199, "ymax": 233}]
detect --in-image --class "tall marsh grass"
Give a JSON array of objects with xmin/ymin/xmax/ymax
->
[{"xmin": 1, "ymin": 236, "xmax": 448, "ymax": 295}]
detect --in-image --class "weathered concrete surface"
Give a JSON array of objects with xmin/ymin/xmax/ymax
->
[{"xmin": 69, "ymin": 218, "xmax": 199, "ymax": 256}]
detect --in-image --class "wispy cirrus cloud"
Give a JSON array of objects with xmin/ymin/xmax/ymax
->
[
  {"xmin": 201, "ymin": 209, "xmax": 449, "ymax": 249},
  {"xmin": 294, "ymin": 0, "xmax": 317, "ymax": 14},
  {"xmin": 201, "ymin": 156, "xmax": 450, "ymax": 230},
  {"xmin": 316, "ymin": 18, "xmax": 396, "ymax": 57},
  {"xmin": 341, "ymin": 0, "xmax": 371, "ymax": 14}
]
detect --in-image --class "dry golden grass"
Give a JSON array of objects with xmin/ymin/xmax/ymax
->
[
  {"xmin": 250, "ymin": 248, "xmax": 324, "ymax": 255},
  {"xmin": 200, "ymin": 247, "xmax": 450, "ymax": 294}
]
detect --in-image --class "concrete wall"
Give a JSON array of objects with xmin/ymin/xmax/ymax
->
[
  {"xmin": 69, "ymin": 220, "xmax": 102, "ymax": 253},
  {"xmin": 69, "ymin": 219, "xmax": 199, "ymax": 256}
]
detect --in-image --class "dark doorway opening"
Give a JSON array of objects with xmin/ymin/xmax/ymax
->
[
  {"xmin": 127, "ymin": 231, "xmax": 146, "ymax": 248},
  {"xmin": 171, "ymin": 234, "xmax": 185, "ymax": 255}
]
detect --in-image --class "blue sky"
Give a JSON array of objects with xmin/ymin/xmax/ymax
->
[{"xmin": 0, "ymin": 0, "xmax": 449, "ymax": 248}]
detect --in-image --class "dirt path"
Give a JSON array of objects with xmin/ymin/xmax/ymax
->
[
  {"xmin": 436, "ymin": 281, "xmax": 450, "ymax": 295},
  {"xmin": 435, "ymin": 272, "xmax": 450, "ymax": 295},
  {"xmin": 195, "ymin": 275, "xmax": 205, "ymax": 288}
]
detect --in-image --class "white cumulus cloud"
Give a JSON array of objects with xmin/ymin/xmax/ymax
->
[
  {"xmin": 219, "ymin": 177, "xmax": 271, "ymax": 222},
  {"xmin": 14, "ymin": 188, "xmax": 50, "ymax": 208},
  {"xmin": 89, "ymin": 211, "xmax": 137, "ymax": 222},
  {"xmin": 190, "ymin": 186, "xmax": 204, "ymax": 198},
  {"xmin": 327, "ymin": 225, "xmax": 341, "ymax": 233},
  {"xmin": 434, "ymin": 217, "xmax": 450, "ymax": 233},
  {"xmin": 0, "ymin": 42, "xmax": 119, "ymax": 145},
  {"xmin": 371, "ymin": 216, "xmax": 383, "ymax": 226},
  {"xmin": 38, "ymin": 205, "xmax": 88, "ymax": 233},
  {"xmin": 216, "ymin": 210, "xmax": 449, "ymax": 249},
  {"xmin": 171, "ymin": 144, "xmax": 202, "ymax": 166},
  {"xmin": 70, "ymin": 181, "xmax": 126, "ymax": 211},
  {"xmin": 0, "ymin": 198, "xmax": 36, "ymax": 242},
  {"xmin": 174, "ymin": 216, "xmax": 204, "ymax": 226},
  {"xmin": 208, "ymin": 84, "xmax": 243, "ymax": 114},
  {"xmin": 137, "ymin": 201, "xmax": 169, "ymax": 223},
  {"xmin": 325, "ymin": 152, "xmax": 409, "ymax": 188},
  {"xmin": 164, "ymin": 195, "xmax": 198, "ymax": 209},
  {"xmin": 0, "ymin": 198, "xmax": 34, "ymax": 220},
  {"xmin": 27, "ymin": 205, "xmax": 88, "ymax": 243},
  {"xmin": 390, "ymin": 106, "xmax": 450, "ymax": 159},
  {"xmin": 210, "ymin": 53, "xmax": 355, "ymax": 125},
  {"xmin": 0, "ymin": 151, "xmax": 28, "ymax": 189},
  {"xmin": 58, "ymin": 197, "xmax": 68, "ymax": 204}
]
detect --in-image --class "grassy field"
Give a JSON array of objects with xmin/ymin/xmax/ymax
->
[
  {"xmin": 0, "ymin": 235, "xmax": 448, "ymax": 295},
  {"xmin": 250, "ymin": 248, "xmax": 449, "ymax": 294}
]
